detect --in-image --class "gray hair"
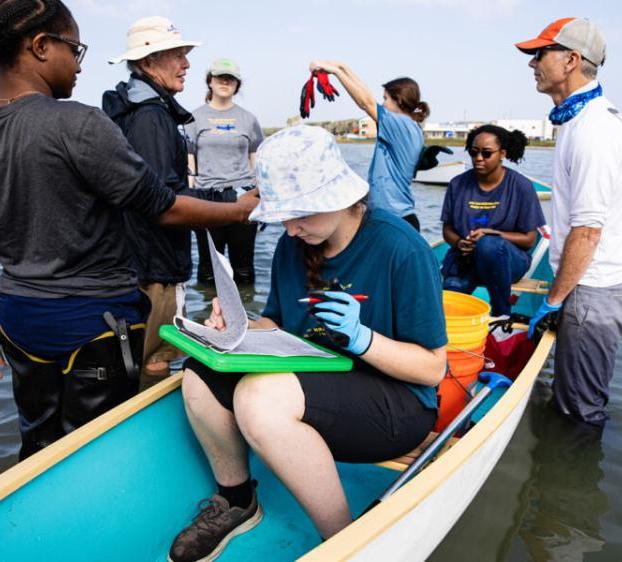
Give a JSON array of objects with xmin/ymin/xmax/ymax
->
[
  {"xmin": 126, "ymin": 51, "xmax": 162, "ymax": 75},
  {"xmin": 580, "ymin": 58, "xmax": 598, "ymax": 79}
]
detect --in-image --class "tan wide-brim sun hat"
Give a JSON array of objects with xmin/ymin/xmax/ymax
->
[
  {"xmin": 109, "ymin": 16, "xmax": 201, "ymax": 64},
  {"xmin": 250, "ymin": 125, "xmax": 369, "ymax": 224}
]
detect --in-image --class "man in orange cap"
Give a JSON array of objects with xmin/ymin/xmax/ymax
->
[{"xmin": 517, "ymin": 18, "xmax": 622, "ymax": 427}]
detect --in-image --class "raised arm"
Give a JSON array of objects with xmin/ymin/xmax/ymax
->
[{"xmin": 309, "ymin": 60, "xmax": 378, "ymax": 121}]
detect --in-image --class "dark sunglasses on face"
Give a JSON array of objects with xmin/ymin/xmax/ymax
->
[
  {"xmin": 45, "ymin": 33, "xmax": 88, "ymax": 64},
  {"xmin": 468, "ymin": 148, "xmax": 500, "ymax": 159},
  {"xmin": 533, "ymin": 45, "xmax": 570, "ymax": 61}
]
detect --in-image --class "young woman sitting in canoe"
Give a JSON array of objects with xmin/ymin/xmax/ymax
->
[
  {"xmin": 308, "ymin": 60, "xmax": 428, "ymax": 230},
  {"xmin": 440, "ymin": 125, "xmax": 546, "ymax": 317},
  {"xmin": 169, "ymin": 125, "xmax": 448, "ymax": 562}
]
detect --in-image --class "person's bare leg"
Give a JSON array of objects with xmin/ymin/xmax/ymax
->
[
  {"xmin": 182, "ymin": 369, "xmax": 249, "ymax": 486},
  {"xmin": 233, "ymin": 373, "xmax": 351, "ymax": 538}
]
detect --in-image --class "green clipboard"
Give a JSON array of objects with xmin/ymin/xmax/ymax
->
[{"xmin": 160, "ymin": 324, "xmax": 353, "ymax": 373}]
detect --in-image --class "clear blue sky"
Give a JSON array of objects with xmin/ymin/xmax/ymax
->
[{"xmin": 69, "ymin": 0, "xmax": 621, "ymax": 127}]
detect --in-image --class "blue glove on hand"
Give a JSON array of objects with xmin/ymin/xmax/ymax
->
[
  {"xmin": 528, "ymin": 297, "xmax": 562, "ymax": 339},
  {"xmin": 311, "ymin": 291, "xmax": 373, "ymax": 355}
]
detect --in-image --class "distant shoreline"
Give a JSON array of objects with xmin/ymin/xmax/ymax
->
[{"xmin": 334, "ymin": 137, "xmax": 555, "ymax": 149}]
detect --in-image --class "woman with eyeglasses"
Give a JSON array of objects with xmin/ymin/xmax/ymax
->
[
  {"xmin": 440, "ymin": 124, "xmax": 546, "ymax": 316},
  {"xmin": 187, "ymin": 59, "xmax": 264, "ymax": 285},
  {"xmin": 0, "ymin": 0, "xmax": 257, "ymax": 459}
]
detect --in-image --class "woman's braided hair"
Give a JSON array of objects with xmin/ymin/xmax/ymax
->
[
  {"xmin": 0, "ymin": 0, "xmax": 73, "ymax": 68},
  {"xmin": 297, "ymin": 202, "xmax": 367, "ymax": 290}
]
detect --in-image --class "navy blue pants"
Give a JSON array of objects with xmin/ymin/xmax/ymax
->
[{"xmin": 441, "ymin": 235, "xmax": 531, "ymax": 316}]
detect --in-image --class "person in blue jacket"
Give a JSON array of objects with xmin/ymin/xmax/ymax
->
[
  {"xmin": 440, "ymin": 125, "xmax": 546, "ymax": 316},
  {"xmin": 167, "ymin": 125, "xmax": 447, "ymax": 562},
  {"xmin": 309, "ymin": 60, "xmax": 428, "ymax": 230}
]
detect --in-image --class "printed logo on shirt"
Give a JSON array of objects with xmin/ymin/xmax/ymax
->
[
  {"xmin": 470, "ymin": 214, "xmax": 491, "ymax": 229},
  {"xmin": 468, "ymin": 200, "xmax": 500, "ymax": 211},
  {"xmin": 208, "ymin": 118, "xmax": 238, "ymax": 134}
]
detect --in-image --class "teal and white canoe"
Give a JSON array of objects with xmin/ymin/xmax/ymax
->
[{"xmin": 0, "ymin": 241, "xmax": 554, "ymax": 562}]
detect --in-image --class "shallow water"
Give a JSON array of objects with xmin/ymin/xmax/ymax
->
[{"xmin": 1, "ymin": 145, "xmax": 620, "ymax": 561}]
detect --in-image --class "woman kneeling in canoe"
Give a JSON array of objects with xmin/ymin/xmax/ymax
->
[{"xmin": 169, "ymin": 125, "xmax": 447, "ymax": 562}]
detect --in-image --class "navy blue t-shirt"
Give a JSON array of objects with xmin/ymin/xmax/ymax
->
[
  {"xmin": 263, "ymin": 209, "xmax": 447, "ymax": 409},
  {"xmin": 441, "ymin": 168, "xmax": 546, "ymax": 238}
]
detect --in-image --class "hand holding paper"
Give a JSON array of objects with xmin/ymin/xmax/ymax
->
[{"xmin": 204, "ymin": 298, "xmax": 226, "ymax": 331}]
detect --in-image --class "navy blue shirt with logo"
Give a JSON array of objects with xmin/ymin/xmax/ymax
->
[
  {"xmin": 441, "ymin": 168, "xmax": 546, "ymax": 238},
  {"xmin": 262, "ymin": 209, "xmax": 447, "ymax": 410}
]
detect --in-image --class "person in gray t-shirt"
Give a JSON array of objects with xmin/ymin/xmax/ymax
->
[{"xmin": 186, "ymin": 58, "xmax": 264, "ymax": 284}]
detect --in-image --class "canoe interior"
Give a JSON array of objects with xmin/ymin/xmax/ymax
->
[{"xmin": 0, "ymin": 388, "xmax": 399, "ymax": 562}]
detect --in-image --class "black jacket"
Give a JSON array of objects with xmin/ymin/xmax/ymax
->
[{"xmin": 102, "ymin": 74, "xmax": 194, "ymax": 284}]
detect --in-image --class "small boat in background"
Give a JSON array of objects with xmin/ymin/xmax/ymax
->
[{"xmin": 415, "ymin": 161, "xmax": 465, "ymax": 185}]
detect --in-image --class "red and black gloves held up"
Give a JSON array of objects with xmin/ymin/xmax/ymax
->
[{"xmin": 299, "ymin": 71, "xmax": 339, "ymax": 119}]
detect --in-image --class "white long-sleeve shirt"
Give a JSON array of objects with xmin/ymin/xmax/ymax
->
[{"xmin": 551, "ymin": 80, "xmax": 622, "ymax": 287}]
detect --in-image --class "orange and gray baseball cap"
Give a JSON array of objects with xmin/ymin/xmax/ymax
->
[{"xmin": 515, "ymin": 17, "xmax": 606, "ymax": 66}]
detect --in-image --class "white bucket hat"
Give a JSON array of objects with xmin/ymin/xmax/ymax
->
[
  {"xmin": 249, "ymin": 125, "xmax": 369, "ymax": 223},
  {"xmin": 109, "ymin": 16, "xmax": 201, "ymax": 64}
]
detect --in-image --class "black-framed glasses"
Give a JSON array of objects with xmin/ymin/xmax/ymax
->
[
  {"xmin": 533, "ymin": 45, "xmax": 570, "ymax": 61},
  {"xmin": 45, "ymin": 33, "xmax": 88, "ymax": 64},
  {"xmin": 468, "ymin": 148, "xmax": 500, "ymax": 159}
]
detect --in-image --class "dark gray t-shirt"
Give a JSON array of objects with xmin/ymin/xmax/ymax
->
[
  {"xmin": 0, "ymin": 95, "xmax": 176, "ymax": 298},
  {"xmin": 186, "ymin": 103, "xmax": 263, "ymax": 190}
]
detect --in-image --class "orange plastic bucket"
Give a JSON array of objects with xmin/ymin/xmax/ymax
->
[
  {"xmin": 443, "ymin": 291, "xmax": 490, "ymax": 348},
  {"xmin": 434, "ymin": 367, "xmax": 479, "ymax": 432},
  {"xmin": 446, "ymin": 343, "xmax": 486, "ymax": 377}
]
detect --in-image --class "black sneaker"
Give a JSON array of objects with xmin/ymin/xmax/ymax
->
[{"xmin": 168, "ymin": 486, "xmax": 263, "ymax": 562}]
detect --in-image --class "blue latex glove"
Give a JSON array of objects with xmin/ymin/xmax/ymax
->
[
  {"xmin": 528, "ymin": 298, "xmax": 562, "ymax": 339},
  {"xmin": 311, "ymin": 291, "xmax": 373, "ymax": 355}
]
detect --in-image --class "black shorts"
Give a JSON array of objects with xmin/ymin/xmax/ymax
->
[{"xmin": 184, "ymin": 358, "xmax": 436, "ymax": 463}]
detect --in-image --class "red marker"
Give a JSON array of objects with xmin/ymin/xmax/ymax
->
[{"xmin": 298, "ymin": 294, "xmax": 369, "ymax": 304}]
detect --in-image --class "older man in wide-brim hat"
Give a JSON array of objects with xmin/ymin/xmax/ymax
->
[
  {"xmin": 102, "ymin": 18, "xmax": 203, "ymax": 388},
  {"xmin": 517, "ymin": 18, "xmax": 622, "ymax": 428}
]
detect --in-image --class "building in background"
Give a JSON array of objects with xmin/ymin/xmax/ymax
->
[{"xmin": 423, "ymin": 118, "xmax": 556, "ymax": 141}]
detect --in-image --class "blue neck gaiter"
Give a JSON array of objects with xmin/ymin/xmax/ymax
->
[{"xmin": 549, "ymin": 84, "xmax": 603, "ymax": 125}]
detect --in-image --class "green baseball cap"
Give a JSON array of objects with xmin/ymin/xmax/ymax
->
[{"xmin": 208, "ymin": 58, "xmax": 242, "ymax": 80}]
